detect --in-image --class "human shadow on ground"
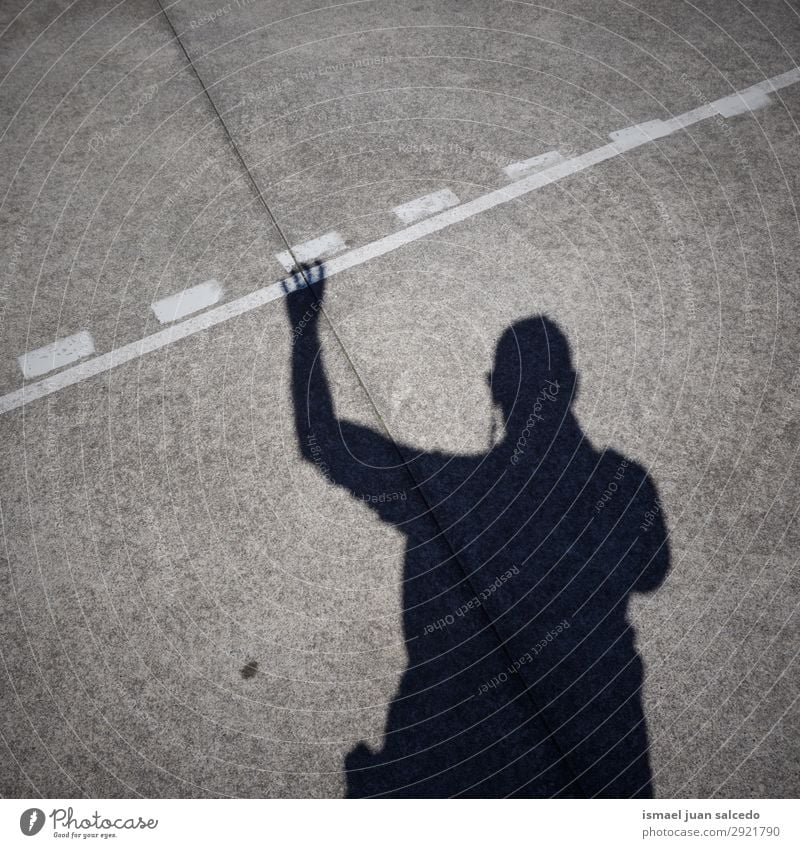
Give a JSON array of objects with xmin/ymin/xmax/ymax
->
[{"xmin": 284, "ymin": 262, "xmax": 669, "ymax": 797}]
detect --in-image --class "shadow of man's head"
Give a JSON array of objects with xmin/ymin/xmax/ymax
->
[{"xmin": 488, "ymin": 316, "xmax": 578, "ymax": 432}]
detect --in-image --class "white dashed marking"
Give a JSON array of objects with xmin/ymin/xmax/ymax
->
[
  {"xmin": 17, "ymin": 331, "xmax": 96, "ymax": 379},
  {"xmin": 712, "ymin": 87, "xmax": 773, "ymax": 118},
  {"xmin": 275, "ymin": 231, "xmax": 347, "ymax": 271},
  {"xmin": 504, "ymin": 150, "xmax": 565, "ymax": 180},
  {"xmin": 392, "ymin": 188, "xmax": 460, "ymax": 224},
  {"xmin": 609, "ymin": 68, "xmax": 800, "ymax": 145},
  {"xmin": 151, "ymin": 279, "xmax": 223, "ymax": 323}
]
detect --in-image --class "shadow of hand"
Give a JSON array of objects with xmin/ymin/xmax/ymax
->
[{"xmin": 284, "ymin": 260, "xmax": 326, "ymax": 329}]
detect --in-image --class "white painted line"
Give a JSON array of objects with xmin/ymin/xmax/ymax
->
[
  {"xmin": 712, "ymin": 87, "xmax": 772, "ymax": 118},
  {"xmin": 609, "ymin": 105, "xmax": 718, "ymax": 145},
  {"xmin": 1, "ymin": 287, "xmax": 289, "ymax": 414},
  {"xmin": 504, "ymin": 150, "xmax": 565, "ymax": 180},
  {"xmin": 746, "ymin": 65, "xmax": 800, "ymax": 94},
  {"xmin": 275, "ymin": 231, "xmax": 346, "ymax": 271},
  {"xmin": 17, "ymin": 331, "xmax": 95, "ymax": 379},
  {"xmin": 392, "ymin": 188, "xmax": 460, "ymax": 224},
  {"xmin": 610, "ymin": 70, "xmax": 800, "ymax": 145},
  {"xmin": 2, "ymin": 66, "xmax": 798, "ymax": 416},
  {"xmin": 151, "ymin": 279, "xmax": 223, "ymax": 324}
]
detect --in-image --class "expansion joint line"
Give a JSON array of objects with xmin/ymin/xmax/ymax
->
[{"xmin": 155, "ymin": 0, "xmax": 308, "ymax": 280}]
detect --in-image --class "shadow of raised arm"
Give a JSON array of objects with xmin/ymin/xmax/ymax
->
[{"xmin": 284, "ymin": 261, "xmax": 408, "ymax": 516}]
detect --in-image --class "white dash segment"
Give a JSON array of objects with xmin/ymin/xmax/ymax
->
[
  {"xmin": 610, "ymin": 119, "xmax": 675, "ymax": 145},
  {"xmin": 151, "ymin": 279, "xmax": 223, "ymax": 324},
  {"xmin": 712, "ymin": 87, "xmax": 772, "ymax": 118},
  {"xmin": 756, "ymin": 66, "xmax": 800, "ymax": 91},
  {"xmin": 608, "ymin": 106, "xmax": 717, "ymax": 144},
  {"xmin": 275, "ymin": 231, "xmax": 347, "ymax": 271},
  {"xmin": 392, "ymin": 188, "xmax": 460, "ymax": 224},
  {"xmin": 17, "ymin": 331, "xmax": 95, "ymax": 379},
  {"xmin": 504, "ymin": 150, "xmax": 565, "ymax": 180},
  {"xmin": 609, "ymin": 81, "xmax": 780, "ymax": 145}
]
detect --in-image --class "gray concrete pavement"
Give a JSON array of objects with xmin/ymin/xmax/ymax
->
[{"xmin": 1, "ymin": 0, "xmax": 798, "ymax": 797}]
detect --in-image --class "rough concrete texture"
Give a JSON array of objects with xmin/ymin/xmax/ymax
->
[{"xmin": 1, "ymin": 0, "xmax": 798, "ymax": 797}]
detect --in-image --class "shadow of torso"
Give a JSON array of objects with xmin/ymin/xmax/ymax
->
[{"xmin": 339, "ymin": 418, "xmax": 668, "ymax": 798}]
